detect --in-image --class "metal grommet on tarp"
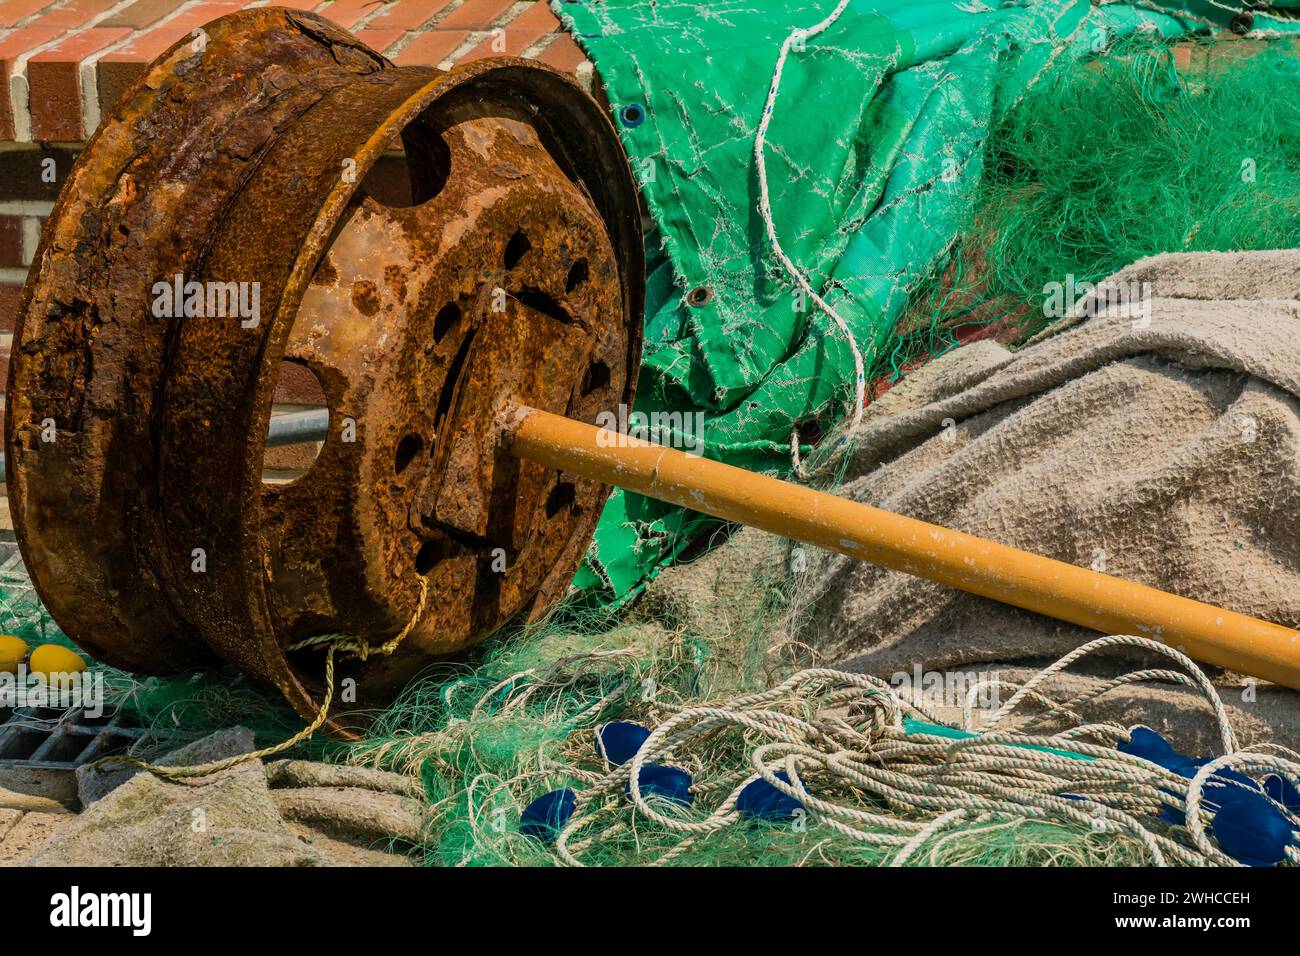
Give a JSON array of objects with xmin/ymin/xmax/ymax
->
[
  {"xmin": 686, "ymin": 285, "xmax": 712, "ymax": 307},
  {"xmin": 619, "ymin": 102, "xmax": 646, "ymax": 127}
]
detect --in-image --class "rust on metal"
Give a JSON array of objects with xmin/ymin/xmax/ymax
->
[{"xmin": 6, "ymin": 8, "xmax": 644, "ymax": 732}]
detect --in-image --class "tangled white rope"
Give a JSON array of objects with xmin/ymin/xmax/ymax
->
[
  {"xmin": 755, "ymin": 0, "xmax": 866, "ymax": 436},
  {"xmin": 530, "ymin": 634, "xmax": 1299, "ymax": 867}
]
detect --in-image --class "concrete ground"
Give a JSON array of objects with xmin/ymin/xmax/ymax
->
[{"xmin": 0, "ymin": 805, "xmax": 74, "ymax": 865}]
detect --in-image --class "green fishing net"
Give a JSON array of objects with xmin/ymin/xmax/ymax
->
[{"xmin": 555, "ymin": 0, "xmax": 1300, "ymax": 606}]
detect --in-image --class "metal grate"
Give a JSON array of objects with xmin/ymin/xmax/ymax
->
[
  {"xmin": 0, "ymin": 530, "xmax": 144, "ymax": 805},
  {"xmin": 0, "ymin": 706, "xmax": 145, "ymax": 771}
]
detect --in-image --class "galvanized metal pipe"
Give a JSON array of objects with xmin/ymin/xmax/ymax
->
[
  {"xmin": 0, "ymin": 408, "xmax": 331, "ymax": 481},
  {"xmin": 263, "ymin": 408, "xmax": 331, "ymax": 448},
  {"xmin": 509, "ymin": 405, "xmax": 1300, "ymax": 691}
]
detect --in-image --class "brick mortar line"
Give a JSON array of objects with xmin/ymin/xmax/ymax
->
[
  {"xmin": 84, "ymin": 0, "xmax": 210, "ymax": 66},
  {"xmin": 384, "ymin": 0, "xmax": 476, "ymax": 58},
  {"xmin": 572, "ymin": 58, "xmax": 592, "ymax": 89},
  {"xmin": 438, "ymin": 29, "xmax": 483, "ymax": 68},
  {"xmin": 7, "ymin": 74, "xmax": 29, "ymax": 140},
  {"xmin": 4, "ymin": 0, "xmax": 575, "ymax": 144},
  {"xmin": 271, "ymin": 0, "xmax": 392, "ymax": 34},
  {"xmin": 73, "ymin": 0, "xmax": 211, "ymax": 138},
  {"xmin": 499, "ymin": 0, "xmax": 531, "ymax": 28},
  {"xmin": 469, "ymin": 1, "xmax": 537, "ymax": 55},
  {"xmin": 12, "ymin": 0, "xmax": 74, "ymax": 29},
  {"xmin": 382, "ymin": 25, "xmax": 418, "ymax": 58},
  {"xmin": 518, "ymin": 29, "xmax": 553, "ymax": 59},
  {"xmin": 7, "ymin": 0, "xmax": 143, "ymax": 141},
  {"xmin": 19, "ymin": 216, "xmax": 40, "ymax": 266},
  {"xmin": 0, "ymin": 199, "xmax": 54, "ymax": 214},
  {"xmin": 474, "ymin": 0, "xmax": 538, "ymax": 41},
  {"xmin": 350, "ymin": 0, "xmax": 395, "ymax": 32},
  {"xmin": 0, "ymin": 0, "xmax": 376, "ymax": 144},
  {"xmin": 76, "ymin": 56, "xmax": 95, "ymax": 137},
  {"xmin": 399, "ymin": 0, "xmax": 482, "ymax": 34},
  {"xmin": 385, "ymin": 0, "xmax": 534, "ymax": 60},
  {"xmin": 0, "ymin": 140, "xmax": 76, "ymax": 151},
  {"xmin": 0, "ymin": 139, "xmax": 79, "ymax": 149}
]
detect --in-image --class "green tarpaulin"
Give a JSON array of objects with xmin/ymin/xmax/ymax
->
[{"xmin": 555, "ymin": 0, "xmax": 1300, "ymax": 604}]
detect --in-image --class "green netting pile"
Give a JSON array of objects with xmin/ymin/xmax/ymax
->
[
  {"xmin": 557, "ymin": 0, "xmax": 1300, "ymax": 607},
  {"xmin": 911, "ymin": 33, "xmax": 1300, "ymax": 342},
  {"xmin": 345, "ymin": 605, "xmax": 1158, "ymax": 867}
]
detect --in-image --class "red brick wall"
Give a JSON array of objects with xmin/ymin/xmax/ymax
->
[
  {"xmin": 0, "ymin": 0, "xmax": 588, "ymax": 343},
  {"xmin": 0, "ymin": 144, "xmax": 76, "ymax": 400}
]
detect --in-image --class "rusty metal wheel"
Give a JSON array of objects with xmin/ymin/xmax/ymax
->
[{"xmin": 6, "ymin": 8, "xmax": 644, "ymax": 731}]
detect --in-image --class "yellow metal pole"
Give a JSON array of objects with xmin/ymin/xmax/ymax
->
[{"xmin": 509, "ymin": 405, "xmax": 1300, "ymax": 690}]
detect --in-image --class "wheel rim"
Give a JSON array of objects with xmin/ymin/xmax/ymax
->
[{"xmin": 6, "ymin": 9, "xmax": 644, "ymax": 732}]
